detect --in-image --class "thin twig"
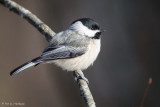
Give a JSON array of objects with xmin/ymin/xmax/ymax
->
[
  {"xmin": 0, "ymin": 0, "xmax": 96, "ymax": 107},
  {"xmin": 140, "ymin": 77, "xmax": 152, "ymax": 107},
  {"xmin": 0, "ymin": 0, "xmax": 55, "ymax": 41}
]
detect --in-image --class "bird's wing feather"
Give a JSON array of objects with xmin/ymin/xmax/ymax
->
[
  {"xmin": 36, "ymin": 45, "xmax": 87, "ymax": 62},
  {"xmin": 38, "ymin": 30, "xmax": 89, "ymax": 61}
]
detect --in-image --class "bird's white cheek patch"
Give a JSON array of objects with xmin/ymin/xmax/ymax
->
[{"xmin": 81, "ymin": 27, "xmax": 99, "ymax": 38}]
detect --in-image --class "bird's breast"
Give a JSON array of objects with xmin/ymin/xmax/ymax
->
[{"xmin": 52, "ymin": 39, "xmax": 101, "ymax": 71}]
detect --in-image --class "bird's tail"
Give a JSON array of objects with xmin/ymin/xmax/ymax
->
[{"xmin": 10, "ymin": 57, "xmax": 42, "ymax": 76}]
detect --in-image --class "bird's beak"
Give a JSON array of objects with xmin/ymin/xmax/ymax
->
[{"xmin": 100, "ymin": 29, "xmax": 106, "ymax": 33}]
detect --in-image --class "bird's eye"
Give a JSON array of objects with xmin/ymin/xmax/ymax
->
[{"xmin": 91, "ymin": 24, "xmax": 99, "ymax": 30}]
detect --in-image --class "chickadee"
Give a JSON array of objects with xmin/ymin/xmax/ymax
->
[{"xmin": 10, "ymin": 18, "xmax": 103, "ymax": 82}]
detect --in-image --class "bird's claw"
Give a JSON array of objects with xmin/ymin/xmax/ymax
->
[{"xmin": 74, "ymin": 72, "xmax": 89, "ymax": 84}]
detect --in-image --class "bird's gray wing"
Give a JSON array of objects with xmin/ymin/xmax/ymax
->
[
  {"xmin": 38, "ymin": 30, "xmax": 89, "ymax": 62},
  {"xmin": 35, "ymin": 45, "xmax": 87, "ymax": 62}
]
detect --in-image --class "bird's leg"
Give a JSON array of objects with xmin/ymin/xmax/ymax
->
[{"xmin": 74, "ymin": 70, "xmax": 89, "ymax": 84}]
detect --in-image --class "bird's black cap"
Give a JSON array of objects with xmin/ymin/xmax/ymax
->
[{"xmin": 72, "ymin": 18, "xmax": 100, "ymax": 30}]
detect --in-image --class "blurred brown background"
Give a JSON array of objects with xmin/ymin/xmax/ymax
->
[{"xmin": 0, "ymin": 0, "xmax": 160, "ymax": 107}]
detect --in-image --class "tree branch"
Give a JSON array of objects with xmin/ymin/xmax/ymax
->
[
  {"xmin": 74, "ymin": 70, "xmax": 96, "ymax": 107},
  {"xmin": 0, "ymin": 0, "xmax": 55, "ymax": 41},
  {"xmin": 0, "ymin": 0, "xmax": 96, "ymax": 107}
]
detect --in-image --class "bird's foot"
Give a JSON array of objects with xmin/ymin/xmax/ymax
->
[{"xmin": 74, "ymin": 71, "xmax": 89, "ymax": 84}]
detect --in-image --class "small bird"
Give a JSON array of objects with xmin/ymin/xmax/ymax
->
[{"xmin": 10, "ymin": 18, "xmax": 104, "ymax": 82}]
